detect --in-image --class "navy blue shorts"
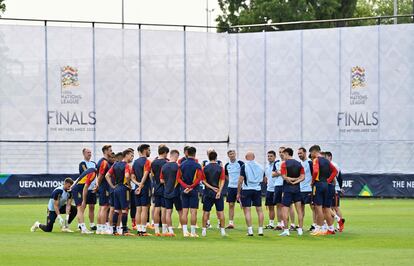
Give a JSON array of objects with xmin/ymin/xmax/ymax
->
[
  {"xmin": 181, "ymin": 193, "xmax": 199, "ymax": 209},
  {"xmin": 281, "ymin": 191, "xmax": 302, "ymax": 207},
  {"xmin": 154, "ymin": 195, "xmax": 165, "ymax": 208},
  {"xmin": 135, "ymin": 187, "xmax": 151, "ymax": 207},
  {"xmin": 203, "ymin": 195, "xmax": 224, "ymax": 212},
  {"xmin": 301, "ymin": 191, "xmax": 312, "ymax": 205},
  {"xmin": 240, "ymin": 190, "xmax": 262, "ymax": 207},
  {"xmin": 273, "ymin": 186, "xmax": 283, "ymax": 204},
  {"xmin": 226, "ymin": 187, "xmax": 238, "ymax": 203},
  {"xmin": 313, "ymin": 182, "xmax": 332, "ymax": 208},
  {"xmin": 86, "ymin": 190, "xmax": 97, "ymax": 205},
  {"xmin": 98, "ymin": 185, "xmax": 110, "ymax": 206},
  {"xmin": 72, "ymin": 184, "xmax": 84, "ymax": 206},
  {"xmin": 265, "ymin": 191, "xmax": 275, "ymax": 206},
  {"xmin": 130, "ymin": 189, "xmax": 136, "ymax": 208},
  {"xmin": 113, "ymin": 185, "xmax": 130, "ymax": 210},
  {"xmin": 164, "ymin": 196, "xmax": 182, "ymax": 211}
]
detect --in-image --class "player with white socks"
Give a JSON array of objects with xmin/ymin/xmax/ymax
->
[
  {"xmin": 201, "ymin": 151, "xmax": 226, "ymax": 237},
  {"xmin": 237, "ymin": 151, "xmax": 265, "ymax": 236},
  {"xmin": 278, "ymin": 148, "xmax": 305, "ymax": 237}
]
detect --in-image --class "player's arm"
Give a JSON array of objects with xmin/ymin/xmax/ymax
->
[
  {"xmin": 53, "ymin": 195, "xmax": 61, "ymax": 216},
  {"xmin": 189, "ymin": 168, "xmax": 204, "ymax": 190},
  {"xmin": 216, "ymin": 167, "xmax": 225, "ymax": 199},
  {"xmin": 125, "ymin": 165, "xmax": 131, "ymax": 185},
  {"xmin": 138, "ymin": 160, "xmax": 151, "ymax": 190},
  {"xmin": 79, "ymin": 162, "xmax": 87, "ymax": 174},
  {"xmin": 236, "ymin": 165, "xmax": 246, "ymax": 200},
  {"xmin": 130, "ymin": 172, "xmax": 140, "ymax": 186},
  {"xmin": 280, "ymin": 162, "xmax": 292, "ymax": 183},
  {"xmin": 160, "ymin": 168, "xmax": 165, "ymax": 184},
  {"xmin": 292, "ymin": 167, "xmax": 305, "ymax": 184},
  {"xmin": 337, "ymin": 171, "xmax": 343, "ymax": 188},
  {"xmin": 327, "ymin": 162, "xmax": 338, "ymax": 184},
  {"xmin": 224, "ymin": 163, "xmax": 229, "ymax": 181},
  {"xmin": 311, "ymin": 158, "xmax": 320, "ymax": 184},
  {"xmin": 96, "ymin": 160, "xmax": 108, "ymax": 188},
  {"xmin": 202, "ymin": 172, "xmax": 218, "ymax": 192},
  {"xmin": 272, "ymin": 162, "xmax": 280, "ymax": 177},
  {"xmin": 105, "ymin": 165, "xmax": 116, "ymax": 189},
  {"xmin": 176, "ymin": 168, "xmax": 189, "ymax": 189}
]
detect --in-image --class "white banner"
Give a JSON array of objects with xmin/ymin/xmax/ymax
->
[{"xmin": 1, "ymin": 24, "xmax": 413, "ymax": 175}]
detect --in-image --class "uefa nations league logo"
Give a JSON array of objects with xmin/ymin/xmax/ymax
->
[
  {"xmin": 60, "ymin": 65, "xmax": 82, "ymax": 104},
  {"xmin": 350, "ymin": 66, "xmax": 367, "ymax": 105}
]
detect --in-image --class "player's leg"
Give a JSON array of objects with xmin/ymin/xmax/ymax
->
[
  {"xmin": 201, "ymin": 210, "xmax": 210, "ymax": 237},
  {"xmin": 216, "ymin": 196, "xmax": 226, "ymax": 236},
  {"xmin": 279, "ymin": 192, "xmax": 292, "ymax": 236},
  {"xmin": 175, "ymin": 196, "xmax": 183, "ymax": 231},
  {"xmin": 189, "ymin": 194, "xmax": 199, "ymax": 237},
  {"xmin": 161, "ymin": 201, "xmax": 168, "ymax": 235},
  {"xmin": 35, "ymin": 211, "xmax": 56, "ymax": 232},
  {"xmin": 334, "ymin": 192, "xmax": 345, "ymax": 232},
  {"xmin": 87, "ymin": 191, "xmax": 96, "ymax": 230},
  {"xmin": 323, "ymin": 184, "xmax": 335, "ymax": 234},
  {"xmin": 312, "ymin": 182, "xmax": 330, "ymax": 236},
  {"xmin": 130, "ymin": 189, "xmax": 137, "ymax": 230},
  {"xmin": 73, "ymin": 187, "xmax": 89, "ymax": 233},
  {"xmin": 119, "ymin": 187, "xmax": 132, "ymax": 235},
  {"xmin": 226, "ymin": 187, "xmax": 237, "ymax": 228},
  {"xmin": 241, "ymin": 190, "xmax": 254, "ymax": 236},
  {"xmin": 289, "ymin": 204, "xmax": 296, "ymax": 230},
  {"xmin": 294, "ymin": 200, "xmax": 304, "ymax": 235},
  {"xmin": 253, "ymin": 190, "xmax": 264, "ymax": 236},
  {"xmin": 181, "ymin": 208, "xmax": 189, "ymax": 236},
  {"xmin": 202, "ymin": 195, "xmax": 212, "ymax": 237},
  {"xmin": 153, "ymin": 196, "xmax": 162, "ymax": 235},
  {"xmin": 135, "ymin": 195, "xmax": 143, "ymax": 235},
  {"xmin": 265, "ymin": 191, "xmax": 274, "ymax": 229},
  {"xmin": 273, "ymin": 186, "xmax": 283, "ymax": 230},
  {"xmin": 140, "ymin": 205, "xmax": 150, "ymax": 235}
]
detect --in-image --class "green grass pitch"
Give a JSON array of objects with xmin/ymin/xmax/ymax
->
[{"xmin": 0, "ymin": 198, "xmax": 413, "ymax": 265}]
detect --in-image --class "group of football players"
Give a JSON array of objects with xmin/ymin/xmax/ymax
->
[{"xmin": 31, "ymin": 144, "xmax": 345, "ymax": 237}]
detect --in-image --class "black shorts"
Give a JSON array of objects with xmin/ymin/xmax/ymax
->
[
  {"xmin": 203, "ymin": 196, "xmax": 224, "ymax": 212},
  {"xmin": 164, "ymin": 196, "xmax": 182, "ymax": 211},
  {"xmin": 301, "ymin": 191, "xmax": 312, "ymax": 205},
  {"xmin": 86, "ymin": 190, "xmax": 97, "ymax": 205},
  {"xmin": 273, "ymin": 186, "xmax": 283, "ymax": 204},
  {"xmin": 265, "ymin": 191, "xmax": 275, "ymax": 206},
  {"xmin": 154, "ymin": 195, "xmax": 165, "ymax": 208},
  {"xmin": 240, "ymin": 190, "xmax": 262, "ymax": 207},
  {"xmin": 226, "ymin": 187, "xmax": 238, "ymax": 203}
]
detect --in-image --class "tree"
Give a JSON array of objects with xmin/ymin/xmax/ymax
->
[
  {"xmin": 216, "ymin": 0, "xmax": 250, "ymax": 32},
  {"xmin": 353, "ymin": 0, "xmax": 413, "ymax": 25},
  {"xmin": 217, "ymin": 0, "xmax": 358, "ymax": 32},
  {"xmin": 0, "ymin": 0, "xmax": 5, "ymax": 16}
]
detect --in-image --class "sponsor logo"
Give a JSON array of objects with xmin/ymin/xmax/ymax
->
[
  {"xmin": 359, "ymin": 184, "xmax": 373, "ymax": 197},
  {"xmin": 0, "ymin": 174, "xmax": 11, "ymax": 185}
]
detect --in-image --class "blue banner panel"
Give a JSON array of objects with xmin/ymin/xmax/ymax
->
[
  {"xmin": 342, "ymin": 174, "xmax": 414, "ymax": 198},
  {"xmin": 0, "ymin": 174, "xmax": 78, "ymax": 198},
  {"xmin": 0, "ymin": 173, "xmax": 413, "ymax": 198}
]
